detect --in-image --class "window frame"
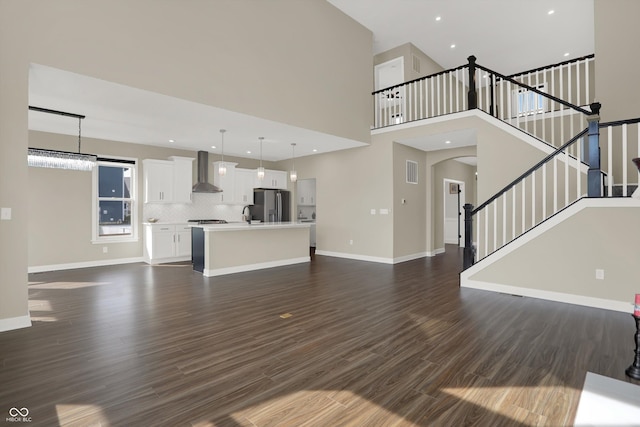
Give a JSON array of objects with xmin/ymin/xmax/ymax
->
[{"xmin": 91, "ymin": 156, "xmax": 139, "ymax": 244}]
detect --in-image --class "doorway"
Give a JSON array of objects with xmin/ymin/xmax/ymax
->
[
  {"xmin": 443, "ymin": 179, "xmax": 465, "ymax": 248},
  {"xmin": 374, "ymin": 57, "xmax": 405, "ymax": 124}
]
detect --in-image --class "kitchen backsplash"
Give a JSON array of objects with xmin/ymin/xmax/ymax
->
[{"xmin": 143, "ymin": 193, "xmax": 245, "ymax": 223}]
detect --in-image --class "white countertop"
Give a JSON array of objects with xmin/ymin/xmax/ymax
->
[{"xmin": 192, "ymin": 221, "xmax": 311, "ymax": 232}]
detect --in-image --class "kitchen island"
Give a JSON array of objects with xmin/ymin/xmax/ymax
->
[{"xmin": 191, "ymin": 222, "xmax": 311, "ymax": 277}]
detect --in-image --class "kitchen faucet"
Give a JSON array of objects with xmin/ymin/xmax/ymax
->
[{"xmin": 242, "ymin": 205, "xmax": 252, "ymax": 224}]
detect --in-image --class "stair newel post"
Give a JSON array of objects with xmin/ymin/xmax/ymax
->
[
  {"xmin": 625, "ymin": 314, "xmax": 640, "ymax": 380},
  {"xmin": 467, "ymin": 55, "xmax": 477, "ymax": 110},
  {"xmin": 463, "ymin": 203, "xmax": 475, "ymax": 269},
  {"xmin": 587, "ymin": 102, "xmax": 602, "ymax": 197}
]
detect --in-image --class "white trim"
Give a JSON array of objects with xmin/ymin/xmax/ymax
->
[
  {"xmin": 28, "ymin": 257, "xmax": 144, "ymax": 273},
  {"xmin": 461, "ymin": 279, "xmax": 633, "ymax": 314},
  {"xmin": 426, "ymin": 247, "xmax": 445, "ymax": 257},
  {"xmin": 315, "ymin": 250, "xmax": 394, "ymax": 264},
  {"xmin": 0, "ymin": 315, "xmax": 32, "ymax": 332},
  {"xmin": 203, "ymin": 256, "xmax": 310, "ymax": 277},
  {"xmin": 461, "ymin": 198, "xmax": 640, "ymax": 281},
  {"xmin": 393, "ymin": 252, "xmax": 427, "ymax": 263}
]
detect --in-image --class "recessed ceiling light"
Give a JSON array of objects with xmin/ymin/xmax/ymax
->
[
  {"xmin": 564, "ymin": 52, "xmax": 570, "ymax": 57},
  {"xmin": 435, "ymin": 16, "xmax": 441, "ymax": 21},
  {"xmin": 246, "ymin": 150, "xmax": 252, "ymax": 154},
  {"xmin": 548, "ymin": 10, "xmax": 555, "ymax": 15},
  {"xmin": 450, "ymin": 44, "xmax": 456, "ymax": 49},
  {"xmin": 445, "ymin": 140, "xmax": 451, "ymax": 144},
  {"xmin": 211, "ymin": 145, "xmax": 216, "ymax": 149},
  {"xmin": 169, "ymin": 139, "xmax": 175, "ymax": 143},
  {"xmin": 312, "ymin": 149, "xmax": 318, "ymax": 152}
]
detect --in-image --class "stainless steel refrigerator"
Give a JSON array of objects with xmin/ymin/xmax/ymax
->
[{"xmin": 250, "ymin": 189, "xmax": 290, "ymax": 222}]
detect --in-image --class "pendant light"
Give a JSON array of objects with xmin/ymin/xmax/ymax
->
[
  {"xmin": 289, "ymin": 143, "xmax": 297, "ymax": 182},
  {"xmin": 27, "ymin": 106, "xmax": 97, "ymax": 171},
  {"xmin": 218, "ymin": 129, "xmax": 227, "ymax": 176},
  {"xmin": 257, "ymin": 136, "xmax": 265, "ymax": 180}
]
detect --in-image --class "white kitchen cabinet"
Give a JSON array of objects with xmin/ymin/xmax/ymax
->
[
  {"xmin": 261, "ymin": 169, "xmax": 288, "ymax": 190},
  {"xmin": 234, "ymin": 168, "xmax": 255, "ymax": 205},
  {"xmin": 297, "ymin": 178, "xmax": 316, "ymax": 206},
  {"xmin": 143, "ymin": 157, "xmax": 194, "ymax": 203},
  {"xmin": 169, "ymin": 156, "xmax": 194, "ymax": 203},
  {"xmin": 175, "ymin": 225, "xmax": 192, "ymax": 257},
  {"xmin": 143, "ymin": 160, "xmax": 174, "ymax": 203},
  {"xmin": 213, "ymin": 161, "xmax": 237, "ymax": 203},
  {"xmin": 144, "ymin": 223, "xmax": 192, "ymax": 264}
]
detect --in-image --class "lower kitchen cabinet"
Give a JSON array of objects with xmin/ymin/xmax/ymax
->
[{"xmin": 144, "ymin": 223, "xmax": 192, "ymax": 264}]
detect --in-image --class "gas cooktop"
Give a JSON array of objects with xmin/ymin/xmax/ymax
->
[{"xmin": 188, "ymin": 219, "xmax": 228, "ymax": 225}]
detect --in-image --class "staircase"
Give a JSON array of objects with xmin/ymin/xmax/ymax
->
[{"xmin": 373, "ymin": 55, "xmax": 640, "ymax": 312}]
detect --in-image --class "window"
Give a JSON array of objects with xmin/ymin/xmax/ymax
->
[
  {"xmin": 513, "ymin": 83, "xmax": 547, "ymax": 117},
  {"xmin": 92, "ymin": 158, "xmax": 138, "ymax": 243}
]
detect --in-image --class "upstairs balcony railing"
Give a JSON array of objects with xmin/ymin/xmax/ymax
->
[{"xmin": 373, "ymin": 55, "xmax": 596, "ymax": 150}]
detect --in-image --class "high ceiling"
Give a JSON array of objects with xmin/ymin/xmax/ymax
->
[
  {"xmin": 328, "ymin": 0, "xmax": 594, "ymax": 75},
  {"xmin": 28, "ymin": 1, "xmax": 595, "ymax": 161}
]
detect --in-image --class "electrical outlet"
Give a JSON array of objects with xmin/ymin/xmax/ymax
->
[
  {"xmin": 349, "ymin": 239, "xmax": 353, "ymax": 245},
  {"xmin": 380, "ymin": 208, "xmax": 389, "ymax": 215},
  {"xmin": 103, "ymin": 246, "xmax": 108, "ymax": 254},
  {"xmin": 595, "ymin": 269, "xmax": 604, "ymax": 280}
]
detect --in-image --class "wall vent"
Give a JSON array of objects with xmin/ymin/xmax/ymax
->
[
  {"xmin": 406, "ymin": 160, "xmax": 418, "ymax": 184},
  {"xmin": 412, "ymin": 55, "xmax": 421, "ymax": 74}
]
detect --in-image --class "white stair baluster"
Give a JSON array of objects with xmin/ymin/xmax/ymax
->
[
  {"xmin": 502, "ymin": 193, "xmax": 507, "ymax": 246},
  {"xmin": 493, "ymin": 199, "xmax": 497, "ymax": 253},
  {"xmin": 521, "ymin": 177, "xmax": 526, "ymax": 234},
  {"xmin": 542, "ymin": 163, "xmax": 547, "ymax": 220},
  {"xmin": 512, "ymin": 185, "xmax": 516, "ymax": 240},
  {"xmin": 623, "ymin": 123, "xmax": 628, "ymax": 197},
  {"xmin": 576, "ymin": 140, "xmax": 581, "ymax": 199},
  {"xmin": 553, "ymin": 156, "xmax": 558, "ymax": 213},
  {"xmin": 564, "ymin": 150, "xmax": 570, "ymax": 207},
  {"xmin": 608, "ymin": 126, "xmax": 613, "ymax": 197},
  {"xmin": 531, "ymin": 170, "xmax": 536, "ymax": 226},
  {"xmin": 551, "ymin": 70, "xmax": 556, "ymax": 147}
]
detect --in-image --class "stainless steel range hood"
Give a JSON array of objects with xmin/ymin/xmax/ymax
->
[{"xmin": 192, "ymin": 151, "xmax": 222, "ymax": 193}]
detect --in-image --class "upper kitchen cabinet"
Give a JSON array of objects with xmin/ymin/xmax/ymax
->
[
  {"xmin": 143, "ymin": 159, "xmax": 174, "ymax": 203},
  {"xmin": 234, "ymin": 168, "xmax": 255, "ymax": 205},
  {"xmin": 169, "ymin": 156, "xmax": 194, "ymax": 203},
  {"xmin": 143, "ymin": 157, "xmax": 194, "ymax": 203},
  {"xmin": 213, "ymin": 161, "xmax": 237, "ymax": 204},
  {"xmin": 260, "ymin": 169, "xmax": 288, "ymax": 190},
  {"xmin": 297, "ymin": 178, "xmax": 316, "ymax": 206}
]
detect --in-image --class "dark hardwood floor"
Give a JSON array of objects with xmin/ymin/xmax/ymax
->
[{"xmin": 1, "ymin": 246, "xmax": 638, "ymax": 426}]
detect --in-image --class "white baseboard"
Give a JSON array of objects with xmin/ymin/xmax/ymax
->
[
  {"xmin": 393, "ymin": 252, "xmax": 427, "ymax": 263},
  {"xmin": 426, "ymin": 248, "xmax": 445, "ymax": 257},
  {"xmin": 444, "ymin": 239, "xmax": 459, "ymax": 244},
  {"xmin": 204, "ymin": 257, "xmax": 310, "ymax": 277},
  {"xmin": 461, "ymin": 278, "xmax": 633, "ymax": 313},
  {"xmin": 0, "ymin": 315, "xmax": 32, "ymax": 332},
  {"xmin": 315, "ymin": 250, "xmax": 394, "ymax": 264},
  {"xmin": 28, "ymin": 257, "xmax": 145, "ymax": 273},
  {"xmin": 144, "ymin": 256, "xmax": 190, "ymax": 265}
]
